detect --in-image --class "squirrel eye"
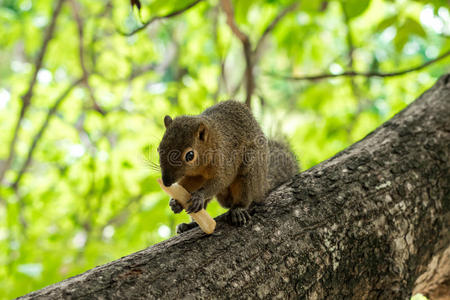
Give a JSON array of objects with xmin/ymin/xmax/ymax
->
[{"xmin": 185, "ymin": 150, "xmax": 194, "ymax": 162}]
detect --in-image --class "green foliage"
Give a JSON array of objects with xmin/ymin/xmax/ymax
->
[
  {"xmin": 0, "ymin": 0, "xmax": 449, "ymax": 298},
  {"xmin": 342, "ymin": 0, "xmax": 371, "ymax": 19},
  {"xmin": 411, "ymin": 294, "xmax": 429, "ymax": 300}
]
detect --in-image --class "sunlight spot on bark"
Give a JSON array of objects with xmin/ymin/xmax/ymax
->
[
  {"xmin": 406, "ymin": 231, "xmax": 415, "ymax": 254},
  {"xmin": 406, "ymin": 182, "xmax": 414, "ymax": 192},
  {"xmin": 373, "ymin": 215, "xmax": 387, "ymax": 237},
  {"xmin": 376, "ymin": 181, "xmax": 391, "ymax": 190}
]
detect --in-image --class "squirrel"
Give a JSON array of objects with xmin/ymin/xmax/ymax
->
[{"xmin": 158, "ymin": 100, "xmax": 298, "ymax": 233}]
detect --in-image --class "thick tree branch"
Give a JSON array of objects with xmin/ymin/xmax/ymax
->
[
  {"xmin": 19, "ymin": 75, "xmax": 450, "ymax": 299},
  {"xmin": 121, "ymin": 0, "xmax": 204, "ymax": 36},
  {"xmin": 11, "ymin": 78, "xmax": 83, "ymax": 191},
  {"xmin": 267, "ymin": 50, "xmax": 450, "ymax": 81},
  {"xmin": 0, "ymin": 0, "xmax": 65, "ymax": 185}
]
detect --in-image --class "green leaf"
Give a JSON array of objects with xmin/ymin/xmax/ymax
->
[
  {"xmin": 394, "ymin": 17, "xmax": 427, "ymax": 51},
  {"xmin": 342, "ymin": 0, "xmax": 371, "ymax": 19},
  {"xmin": 302, "ymin": 1, "xmax": 322, "ymax": 12},
  {"xmin": 122, "ymin": 160, "xmax": 133, "ymax": 168},
  {"xmin": 411, "ymin": 294, "xmax": 429, "ymax": 300},
  {"xmin": 404, "ymin": 17, "xmax": 426, "ymax": 38},
  {"xmin": 376, "ymin": 15, "xmax": 397, "ymax": 32}
]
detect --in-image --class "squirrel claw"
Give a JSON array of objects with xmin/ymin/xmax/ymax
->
[
  {"xmin": 186, "ymin": 194, "xmax": 203, "ymax": 214},
  {"xmin": 176, "ymin": 222, "xmax": 198, "ymax": 234},
  {"xmin": 227, "ymin": 208, "xmax": 251, "ymax": 226},
  {"xmin": 169, "ymin": 198, "xmax": 183, "ymax": 214}
]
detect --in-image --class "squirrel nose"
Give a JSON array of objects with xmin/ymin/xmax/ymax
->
[{"xmin": 162, "ymin": 175, "xmax": 174, "ymax": 187}]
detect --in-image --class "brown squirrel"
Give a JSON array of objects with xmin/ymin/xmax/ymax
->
[{"xmin": 158, "ymin": 100, "xmax": 298, "ymax": 233}]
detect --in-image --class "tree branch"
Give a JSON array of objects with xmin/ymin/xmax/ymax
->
[
  {"xmin": 18, "ymin": 74, "xmax": 450, "ymax": 299},
  {"xmin": 267, "ymin": 50, "xmax": 450, "ymax": 81},
  {"xmin": 94, "ymin": 63, "xmax": 157, "ymax": 84},
  {"xmin": 0, "ymin": 0, "xmax": 65, "ymax": 185},
  {"xmin": 120, "ymin": 0, "xmax": 204, "ymax": 36},
  {"xmin": 11, "ymin": 78, "xmax": 83, "ymax": 191},
  {"xmin": 70, "ymin": 0, "xmax": 106, "ymax": 115},
  {"xmin": 220, "ymin": 0, "xmax": 254, "ymax": 107},
  {"xmin": 253, "ymin": 2, "xmax": 298, "ymax": 59},
  {"xmin": 222, "ymin": 2, "xmax": 297, "ymax": 105}
]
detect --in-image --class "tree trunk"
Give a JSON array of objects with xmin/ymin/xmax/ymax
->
[{"xmin": 19, "ymin": 75, "xmax": 450, "ymax": 299}]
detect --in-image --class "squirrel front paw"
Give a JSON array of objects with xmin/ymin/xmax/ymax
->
[
  {"xmin": 185, "ymin": 193, "xmax": 203, "ymax": 214},
  {"xmin": 169, "ymin": 198, "xmax": 183, "ymax": 214},
  {"xmin": 227, "ymin": 207, "xmax": 251, "ymax": 226}
]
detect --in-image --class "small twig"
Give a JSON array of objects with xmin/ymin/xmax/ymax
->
[
  {"xmin": 220, "ymin": 0, "xmax": 254, "ymax": 107},
  {"xmin": 221, "ymin": 1, "xmax": 297, "ymax": 105},
  {"xmin": 100, "ymin": 194, "xmax": 144, "ymax": 231},
  {"xmin": 0, "ymin": 0, "xmax": 65, "ymax": 185},
  {"xmin": 71, "ymin": 0, "xmax": 106, "ymax": 115},
  {"xmin": 121, "ymin": 0, "xmax": 204, "ymax": 36},
  {"xmin": 11, "ymin": 78, "xmax": 83, "ymax": 191},
  {"xmin": 267, "ymin": 50, "xmax": 450, "ymax": 81},
  {"xmin": 220, "ymin": 0, "xmax": 248, "ymax": 42},
  {"xmin": 94, "ymin": 63, "xmax": 157, "ymax": 84},
  {"xmin": 342, "ymin": 5, "xmax": 354, "ymax": 69},
  {"xmin": 342, "ymin": 3, "xmax": 365, "ymax": 141},
  {"xmin": 75, "ymin": 113, "xmax": 97, "ymax": 155},
  {"xmin": 253, "ymin": 3, "xmax": 298, "ymax": 59},
  {"xmin": 89, "ymin": 1, "xmax": 113, "ymax": 69},
  {"xmin": 211, "ymin": 5, "xmax": 225, "ymax": 102}
]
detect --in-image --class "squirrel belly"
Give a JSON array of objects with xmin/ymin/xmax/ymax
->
[{"xmin": 158, "ymin": 100, "xmax": 298, "ymax": 231}]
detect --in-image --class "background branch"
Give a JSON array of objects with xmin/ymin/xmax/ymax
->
[
  {"xmin": 71, "ymin": 0, "xmax": 106, "ymax": 115},
  {"xmin": 222, "ymin": 1, "xmax": 297, "ymax": 105},
  {"xmin": 121, "ymin": 0, "xmax": 204, "ymax": 36},
  {"xmin": 341, "ymin": 3, "xmax": 368, "ymax": 142},
  {"xmin": 220, "ymin": 0, "xmax": 254, "ymax": 107},
  {"xmin": 94, "ymin": 63, "xmax": 157, "ymax": 84},
  {"xmin": 11, "ymin": 78, "xmax": 83, "ymax": 191},
  {"xmin": 0, "ymin": 0, "xmax": 65, "ymax": 185},
  {"xmin": 253, "ymin": 3, "xmax": 298, "ymax": 59},
  {"xmin": 268, "ymin": 50, "xmax": 450, "ymax": 81}
]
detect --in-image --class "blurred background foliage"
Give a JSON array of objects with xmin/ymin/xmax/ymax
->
[{"xmin": 0, "ymin": 0, "xmax": 449, "ymax": 297}]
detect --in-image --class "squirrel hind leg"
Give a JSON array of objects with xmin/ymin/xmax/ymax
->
[
  {"xmin": 216, "ymin": 188, "xmax": 233, "ymax": 208},
  {"xmin": 225, "ymin": 175, "xmax": 263, "ymax": 226}
]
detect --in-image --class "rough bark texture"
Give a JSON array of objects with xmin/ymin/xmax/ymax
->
[{"xmin": 20, "ymin": 75, "xmax": 450, "ymax": 299}]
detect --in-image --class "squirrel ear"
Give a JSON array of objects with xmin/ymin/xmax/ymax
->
[
  {"xmin": 164, "ymin": 115, "xmax": 172, "ymax": 128},
  {"xmin": 197, "ymin": 123, "xmax": 208, "ymax": 142}
]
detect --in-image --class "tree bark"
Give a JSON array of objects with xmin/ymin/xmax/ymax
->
[{"xmin": 19, "ymin": 75, "xmax": 450, "ymax": 299}]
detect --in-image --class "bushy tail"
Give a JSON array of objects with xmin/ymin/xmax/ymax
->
[{"xmin": 267, "ymin": 140, "xmax": 299, "ymax": 191}]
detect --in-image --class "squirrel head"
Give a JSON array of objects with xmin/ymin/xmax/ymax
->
[{"xmin": 158, "ymin": 115, "xmax": 211, "ymax": 187}]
